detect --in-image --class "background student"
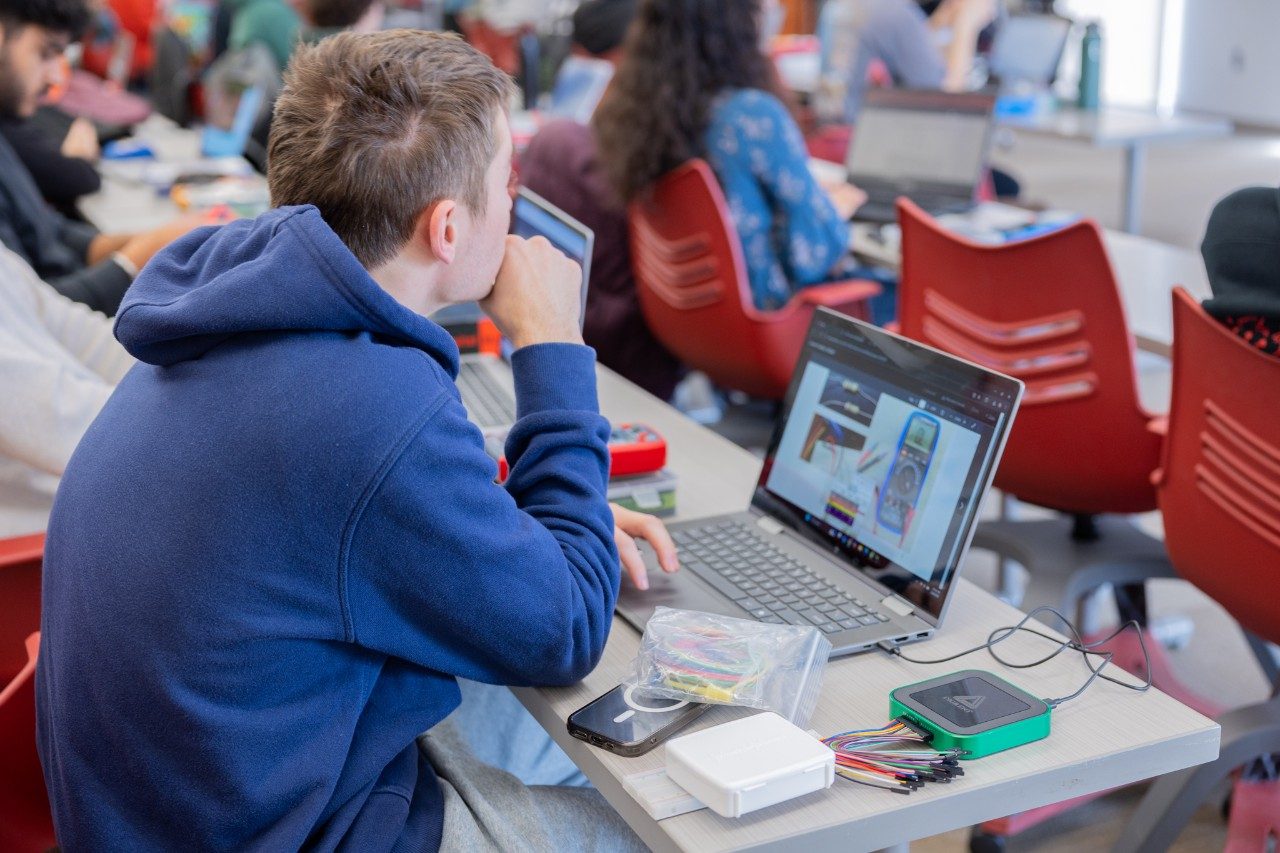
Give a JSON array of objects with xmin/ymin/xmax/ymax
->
[
  {"xmin": 0, "ymin": 244, "xmax": 131, "ymax": 537},
  {"xmin": 816, "ymin": 0, "xmax": 997, "ymax": 124},
  {"xmin": 0, "ymin": 112, "xmax": 101, "ymax": 217},
  {"xmin": 520, "ymin": 0, "xmax": 682, "ymax": 400},
  {"xmin": 0, "ymin": 0, "xmax": 203, "ymax": 315},
  {"xmin": 593, "ymin": 0, "xmax": 867, "ymax": 314},
  {"xmin": 1200, "ymin": 185, "xmax": 1280, "ymax": 356}
]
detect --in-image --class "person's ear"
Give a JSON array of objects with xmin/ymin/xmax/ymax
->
[{"xmin": 419, "ymin": 199, "xmax": 459, "ymax": 265}]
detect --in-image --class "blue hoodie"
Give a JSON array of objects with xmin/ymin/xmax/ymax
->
[{"xmin": 36, "ymin": 205, "xmax": 618, "ymax": 851}]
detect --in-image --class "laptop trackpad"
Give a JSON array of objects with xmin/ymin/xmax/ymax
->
[{"xmin": 615, "ymin": 563, "xmax": 747, "ymax": 632}]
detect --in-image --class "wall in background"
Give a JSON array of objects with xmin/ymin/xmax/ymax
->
[{"xmin": 1176, "ymin": 0, "xmax": 1280, "ymax": 127}]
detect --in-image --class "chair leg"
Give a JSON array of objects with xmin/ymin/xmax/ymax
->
[
  {"xmin": 1058, "ymin": 557, "xmax": 1176, "ymax": 624},
  {"xmin": 1224, "ymin": 775, "xmax": 1280, "ymax": 853},
  {"xmin": 1113, "ymin": 695, "xmax": 1280, "ymax": 853},
  {"xmin": 1244, "ymin": 632, "xmax": 1280, "ymax": 693}
]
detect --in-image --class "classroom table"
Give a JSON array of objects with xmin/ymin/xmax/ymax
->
[
  {"xmin": 513, "ymin": 366, "xmax": 1221, "ymax": 853},
  {"xmin": 997, "ymin": 107, "xmax": 1233, "ymax": 235},
  {"xmin": 78, "ymin": 116, "xmax": 264, "ymax": 233}
]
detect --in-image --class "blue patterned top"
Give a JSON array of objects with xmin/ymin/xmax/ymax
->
[{"xmin": 703, "ymin": 88, "xmax": 851, "ymax": 310}]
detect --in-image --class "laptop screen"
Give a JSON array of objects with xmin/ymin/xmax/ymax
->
[
  {"xmin": 546, "ymin": 56, "xmax": 614, "ymax": 125},
  {"xmin": 511, "ymin": 187, "xmax": 593, "ymax": 325},
  {"xmin": 754, "ymin": 310, "xmax": 1021, "ymax": 624},
  {"xmin": 846, "ymin": 90, "xmax": 995, "ymax": 193},
  {"xmin": 433, "ymin": 187, "xmax": 594, "ymax": 341},
  {"xmin": 989, "ymin": 14, "xmax": 1070, "ymax": 87}
]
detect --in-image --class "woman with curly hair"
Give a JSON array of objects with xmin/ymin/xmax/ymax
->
[{"xmin": 593, "ymin": 0, "xmax": 867, "ymax": 312}]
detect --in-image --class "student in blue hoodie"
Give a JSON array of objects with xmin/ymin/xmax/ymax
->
[{"xmin": 37, "ymin": 29, "xmax": 675, "ymax": 851}]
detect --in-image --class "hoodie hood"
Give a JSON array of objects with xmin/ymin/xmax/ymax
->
[{"xmin": 114, "ymin": 205, "xmax": 460, "ymax": 375}]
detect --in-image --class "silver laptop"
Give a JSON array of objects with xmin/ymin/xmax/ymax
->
[
  {"xmin": 451, "ymin": 187, "xmax": 594, "ymax": 437},
  {"xmin": 846, "ymin": 89, "xmax": 997, "ymax": 225},
  {"xmin": 617, "ymin": 309, "xmax": 1023, "ymax": 657},
  {"xmin": 546, "ymin": 56, "xmax": 614, "ymax": 124},
  {"xmin": 988, "ymin": 14, "xmax": 1071, "ymax": 91}
]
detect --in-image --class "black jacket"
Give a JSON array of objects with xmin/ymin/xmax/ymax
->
[{"xmin": 0, "ymin": 130, "xmax": 129, "ymax": 315}]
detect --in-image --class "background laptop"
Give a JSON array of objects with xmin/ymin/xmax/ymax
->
[
  {"xmin": 617, "ymin": 309, "xmax": 1023, "ymax": 657},
  {"xmin": 450, "ymin": 187, "xmax": 594, "ymax": 437},
  {"xmin": 545, "ymin": 56, "xmax": 614, "ymax": 125},
  {"xmin": 846, "ymin": 89, "xmax": 997, "ymax": 224},
  {"xmin": 988, "ymin": 13, "xmax": 1071, "ymax": 91}
]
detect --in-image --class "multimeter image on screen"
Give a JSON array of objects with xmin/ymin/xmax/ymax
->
[{"xmin": 876, "ymin": 411, "xmax": 940, "ymax": 535}]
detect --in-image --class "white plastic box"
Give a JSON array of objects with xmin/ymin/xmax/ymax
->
[{"xmin": 664, "ymin": 713, "xmax": 835, "ymax": 818}]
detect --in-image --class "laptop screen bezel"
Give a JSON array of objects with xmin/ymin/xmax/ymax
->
[
  {"xmin": 750, "ymin": 308, "xmax": 1023, "ymax": 628},
  {"xmin": 845, "ymin": 89, "xmax": 997, "ymax": 203}
]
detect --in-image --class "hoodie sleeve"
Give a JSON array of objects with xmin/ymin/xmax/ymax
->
[{"xmin": 344, "ymin": 343, "xmax": 619, "ymax": 687}]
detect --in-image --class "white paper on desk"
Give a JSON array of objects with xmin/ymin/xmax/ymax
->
[{"xmin": 99, "ymin": 157, "xmax": 254, "ymax": 189}]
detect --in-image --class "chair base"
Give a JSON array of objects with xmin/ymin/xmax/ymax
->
[
  {"xmin": 971, "ymin": 515, "xmax": 1174, "ymax": 627},
  {"xmin": 1114, "ymin": 693, "xmax": 1280, "ymax": 853}
]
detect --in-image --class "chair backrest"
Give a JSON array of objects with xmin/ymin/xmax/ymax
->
[
  {"xmin": 1157, "ymin": 289, "xmax": 1280, "ymax": 644},
  {"xmin": 897, "ymin": 198, "xmax": 1161, "ymax": 514},
  {"xmin": 149, "ymin": 26, "xmax": 196, "ymax": 126},
  {"xmin": 627, "ymin": 159, "xmax": 795, "ymax": 399},
  {"xmin": 0, "ymin": 632, "xmax": 54, "ymax": 853}
]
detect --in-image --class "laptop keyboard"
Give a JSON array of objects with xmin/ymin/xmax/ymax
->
[
  {"xmin": 672, "ymin": 520, "xmax": 891, "ymax": 635},
  {"xmin": 457, "ymin": 362, "xmax": 516, "ymax": 428}
]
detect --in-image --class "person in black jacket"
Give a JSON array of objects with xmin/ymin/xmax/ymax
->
[
  {"xmin": 0, "ymin": 0, "xmax": 201, "ymax": 315},
  {"xmin": 0, "ymin": 109, "xmax": 101, "ymax": 217}
]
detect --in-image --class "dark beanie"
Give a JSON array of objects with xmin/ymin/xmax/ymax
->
[
  {"xmin": 1200, "ymin": 186, "xmax": 1280, "ymax": 321},
  {"xmin": 572, "ymin": 0, "xmax": 637, "ymax": 57}
]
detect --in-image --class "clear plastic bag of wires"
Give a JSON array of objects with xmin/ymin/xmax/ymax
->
[{"xmin": 632, "ymin": 607, "xmax": 832, "ymax": 727}]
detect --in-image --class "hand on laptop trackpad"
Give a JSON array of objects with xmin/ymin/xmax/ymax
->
[{"xmin": 615, "ymin": 554, "xmax": 745, "ymax": 632}]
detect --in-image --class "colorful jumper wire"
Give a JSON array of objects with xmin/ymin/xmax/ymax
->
[{"xmin": 822, "ymin": 720, "xmax": 965, "ymax": 794}]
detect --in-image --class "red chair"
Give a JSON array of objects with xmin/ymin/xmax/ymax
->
[
  {"xmin": 0, "ymin": 633, "xmax": 52, "ymax": 853},
  {"xmin": 0, "ymin": 534, "xmax": 44, "ymax": 681},
  {"xmin": 898, "ymin": 198, "xmax": 1163, "ymax": 515},
  {"xmin": 0, "ymin": 534, "xmax": 51, "ymax": 853},
  {"xmin": 628, "ymin": 159, "xmax": 879, "ymax": 400},
  {"xmin": 1114, "ymin": 290, "xmax": 1280, "ymax": 852}
]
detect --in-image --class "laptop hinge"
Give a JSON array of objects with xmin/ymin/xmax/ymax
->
[
  {"xmin": 882, "ymin": 596, "xmax": 915, "ymax": 618},
  {"xmin": 755, "ymin": 516, "xmax": 784, "ymax": 535}
]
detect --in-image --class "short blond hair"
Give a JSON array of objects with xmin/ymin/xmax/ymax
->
[{"xmin": 268, "ymin": 30, "xmax": 514, "ymax": 268}]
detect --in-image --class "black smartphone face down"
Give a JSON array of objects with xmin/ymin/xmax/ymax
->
[{"xmin": 567, "ymin": 685, "xmax": 708, "ymax": 757}]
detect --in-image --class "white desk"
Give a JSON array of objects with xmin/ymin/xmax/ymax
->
[
  {"xmin": 515, "ymin": 366, "xmax": 1220, "ymax": 853},
  {"xmin": 78, "ymin": 117, "xmax": 263, "ymax": 233},
  {"xmin": 998, "ymin": 107, "xmax": 1232, "ymax": 235}
]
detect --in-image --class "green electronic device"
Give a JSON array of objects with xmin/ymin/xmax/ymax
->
[{"xmin": 889, "ymin": 669, "xmax": 1052, "ymax": 759}]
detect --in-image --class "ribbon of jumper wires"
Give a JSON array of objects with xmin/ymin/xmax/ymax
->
[
  {"xmin": 651, "ymin": 626, "xmax": 762, "ymax": 704},
  {"xmin": 822, "ymin": 721, "xmax": 965, "ymax": 794}
]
